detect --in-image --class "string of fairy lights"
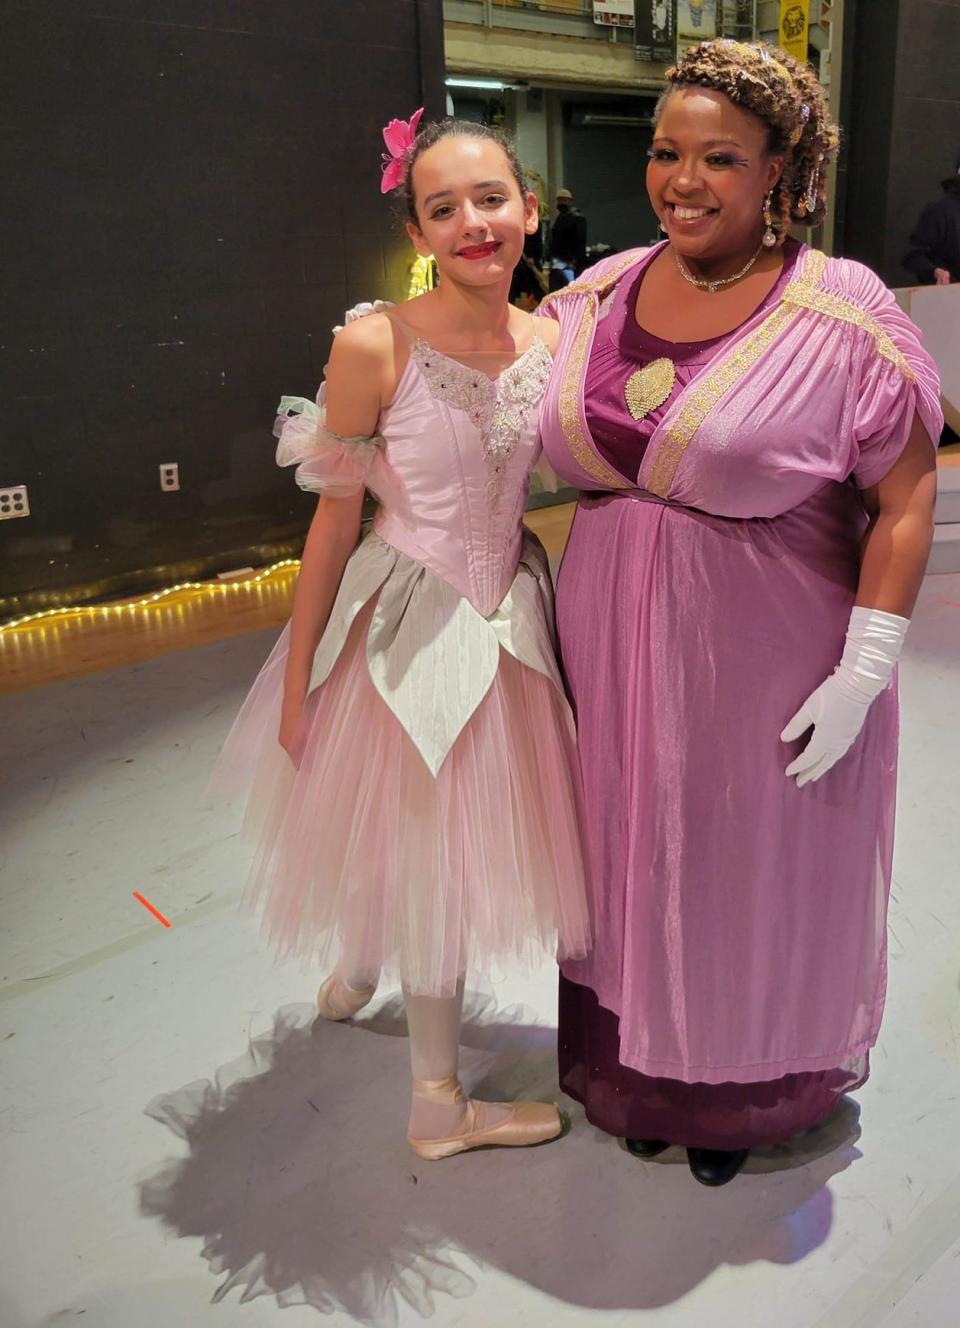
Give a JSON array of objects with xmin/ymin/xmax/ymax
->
[
  {"xmin": 0, "ymin": 559, "xmax": 301, "ymax": 635},
  {"xmin": 2, "ymin": 258, "xmax": 436, "ymax": 639}
]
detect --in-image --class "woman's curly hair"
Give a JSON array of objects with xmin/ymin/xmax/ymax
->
[{"xmin": 658, "ymin": 39, "xmax": 840, "ymax": 239}]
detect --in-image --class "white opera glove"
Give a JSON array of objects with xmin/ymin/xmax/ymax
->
[{"xmin": 780, "ymin": 607, "xmax": 909, "ymax": 788}]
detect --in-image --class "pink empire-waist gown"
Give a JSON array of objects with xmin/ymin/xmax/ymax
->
[
  {"xmin": 211, "ymin": 321, "xmax": 591, "ymax": 997},
  {"xmin": 543, "ymin": 242, "xmax": 942, "ymax": 1149}
]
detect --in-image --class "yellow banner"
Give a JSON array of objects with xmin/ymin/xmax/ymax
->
[{"xmin": 779, "ymin": 0, "xmax": 810, "ymax": 61}]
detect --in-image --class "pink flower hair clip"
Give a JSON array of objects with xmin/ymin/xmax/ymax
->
[{"xmin": 380, "ymin": 107, "xmax": 424, "ymax": 195}]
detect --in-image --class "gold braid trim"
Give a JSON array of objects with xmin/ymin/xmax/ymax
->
[
  {"xmin": 780, "ymin": 278, "xmax": 916, "ymax": 383},
  {"xmin": 548, "ymin": 250, "xmax": 651, "ymax": 301},
  {"xmin": 551, "ymin": 251, "xmax": 650, "ymax": 489},
  {"xmin": 558, "ymin": 300, "xmax": 633, "ymax": 489},
  {"xmin": 645, "ymin": 249, "xmax": 825, "ymax": 498},
  {"xmin": 646, "ymin": 301, "xmax": 801, "ymax": 498},
  {"xmin": 644, "ymin": 249, "xmax": 913, "ymax": 499}
]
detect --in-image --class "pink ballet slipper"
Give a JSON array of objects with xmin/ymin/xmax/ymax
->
[
  {"xmin": 407, "ymin": 1075, "xmax": 563, "ymax": 1161},
  {"xmin": 316, "ymin": 975, "xmax": 377, "ymax": 1021}
]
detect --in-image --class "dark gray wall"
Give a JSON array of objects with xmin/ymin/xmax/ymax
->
[
  {"xmin": 840, "ymin": 0, "xmax": 960, "ymax": 284},
  {"xmin": 0, "ymin": 0, "xmax": 445, "ymax": 615},
  {"xmin": 563, "ymin": 124, "xmax": 660, "ymax": 255}
]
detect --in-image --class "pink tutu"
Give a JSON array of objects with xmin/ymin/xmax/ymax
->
[
  {"xmin": 212, "ymin": 596, "xmax": 591, "ymax": 996},
  {"xmin": 216, "ymin": 311, "xmax": 591, "ymax": 995}
]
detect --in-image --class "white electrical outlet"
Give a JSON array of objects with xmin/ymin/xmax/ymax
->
[
  {"xmin": 0, "ymin": 485, "xmax": 30, "ymax": 520},
  {"xmin": 159, "ymin": 462, "xmax": 180, "ymax": 492}
]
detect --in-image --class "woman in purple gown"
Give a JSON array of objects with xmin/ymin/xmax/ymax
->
[{"xmin": 538, "ymin": 41, "xmax": 943, "ymax": 1185}]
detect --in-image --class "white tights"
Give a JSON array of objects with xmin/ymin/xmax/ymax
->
[
  {"xmin": 403, "ymin": 980, "xmax": 509, "ymax": 1139},
  {"xmin": 336, "ymin": 965, "xmax": 510, "ymax": 1140}
]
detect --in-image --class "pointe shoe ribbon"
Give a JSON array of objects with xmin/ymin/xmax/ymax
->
[
  {"xmin": 407, "ymin": 1075, "xmax": 562, "ymax": 1161},
  {"xmin": 316, "ymin": 975, "xmax": 377, "ymax": 1021}
]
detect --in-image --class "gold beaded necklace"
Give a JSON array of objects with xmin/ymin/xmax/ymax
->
[{"xmin": 673, "ymin": 240, "xmax": 764, "ymax": 294}]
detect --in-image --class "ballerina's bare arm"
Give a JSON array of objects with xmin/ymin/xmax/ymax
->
[{"xmin": 279, "ymin": 315, "xmax": 396, "ymax": 753}]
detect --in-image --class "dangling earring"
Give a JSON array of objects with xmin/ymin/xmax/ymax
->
[{"xmin": 762, "ymin": 190, "xmax": 778, "ymax": 248}]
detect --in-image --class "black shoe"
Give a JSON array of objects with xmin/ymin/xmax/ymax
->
[
  {"xmin": 686, "ymin": 1147, "xmax": 749, "ymax": 1186},
  {"xmin": 625, "ymin": 1137, "xmax": 670, "ymax": 1158}
]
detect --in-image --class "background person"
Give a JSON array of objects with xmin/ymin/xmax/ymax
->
[
  {"xmin": 902, "ymin": 151, "xmax": 960, "ymax": 286},
  {"xmin": 548, "ymin": 187, "xmax": 588, "ymax": 291}
]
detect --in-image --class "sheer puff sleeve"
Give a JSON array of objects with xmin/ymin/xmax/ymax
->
[
  {"xmin": 835, "ymin": 260, "xmax": 944, "ymax": 489},
  {"xmin": 274, "ymin": 299, "xmax": 392, "ymax": 498},
  {"xmin": 274, "ymin": 391, "xmax": 384, "ymax": 498}
]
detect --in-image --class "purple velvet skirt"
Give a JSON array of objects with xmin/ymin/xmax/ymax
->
[{"xmin": 559, "ymin": 974, "xmax": 867, "ymax": 1149}]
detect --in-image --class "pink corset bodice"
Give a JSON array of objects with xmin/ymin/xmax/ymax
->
[{"xmin": 368, "ymin": 336, "xmax": 553, "ymax": 616}]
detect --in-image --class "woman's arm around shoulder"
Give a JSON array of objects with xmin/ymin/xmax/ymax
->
[
  {"xmin": 533, "ymin": 312, "xmax": 560, "ymax": 355},
  {"xmin": 569, "ymin": 246, "xmax": 653, "ymax": 293}
]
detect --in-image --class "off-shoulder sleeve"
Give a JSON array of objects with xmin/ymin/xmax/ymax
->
[
  {"xmin": 274, "ymin": 389, "xmax": 385, "ymax": 498},
  {"xmin": 835, "ymin": 260, "xmax": 944, "ymax": 488},
  {"xmin": 273, "ymin": 299, "xmax": 393, "ymax": 497}
]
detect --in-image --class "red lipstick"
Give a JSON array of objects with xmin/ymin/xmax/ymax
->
[{"xmin": 457, "ymin": 241, "xmax": 501, "ymax": 259}]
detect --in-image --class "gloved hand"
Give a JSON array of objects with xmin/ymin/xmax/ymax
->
[{"xmin": 780, "ymin": 607, "xmax": 909, "ymax": 787}]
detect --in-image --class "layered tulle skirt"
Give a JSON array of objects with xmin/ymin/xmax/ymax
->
[{"xmin": 212, "ymin": 536, "xmax": 591, "ymax": 996}]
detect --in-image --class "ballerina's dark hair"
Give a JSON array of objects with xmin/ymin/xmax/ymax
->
[{"xmin": 401, "ymin": 119, "xmax": 528, "ymax": 225}]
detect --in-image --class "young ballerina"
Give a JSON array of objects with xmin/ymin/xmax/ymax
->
[{"xmin": 214, "ymin": 113, "xmax": 591, "ymax": 1159}]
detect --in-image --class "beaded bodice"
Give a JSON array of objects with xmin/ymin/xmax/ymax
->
[
  {"xmin": 367, "ymin": 332, "xmax": 553, "ymax": 617},
  {"xmin": 409, "ymin": 338, "xmax": 553, "ymax": 512}
]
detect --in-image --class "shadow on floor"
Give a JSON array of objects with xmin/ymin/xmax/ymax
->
[{"xmin": 141, "ymin": 994, "xmax": 861, "ymax": 1325}]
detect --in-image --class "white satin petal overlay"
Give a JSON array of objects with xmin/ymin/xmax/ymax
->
[
  {"xmin": 311, "ymin": 530, "xmax": 567, "ymax": 778},
  {"xmin": 488, "ymin": 537, "xmax": 565, "ymax": 693},
  {"xmin": 367, "ymin": 561, "xmax": 500, "ymax": 779},
  {"xmin": 308, "ymin": 535, "xmax": 399, "ymax": 693}
]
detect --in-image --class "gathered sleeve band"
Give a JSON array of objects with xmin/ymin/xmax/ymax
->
[{"xmin": 274, "ymin": 392, "xmax": 385, "ymax": 498}]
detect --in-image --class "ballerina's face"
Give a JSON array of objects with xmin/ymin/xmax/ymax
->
[
  {"xmin": 407, "ymin": 136, "xmax": 539, "ymax": 287},
  {"xmin": 648, "ymin": 87, "xmax": 784, "ymax": 262}
]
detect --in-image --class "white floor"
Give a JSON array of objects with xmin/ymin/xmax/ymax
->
[{"xmin": 2, "ymin": 573, "xmax": 959, "ymax": 1328}]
